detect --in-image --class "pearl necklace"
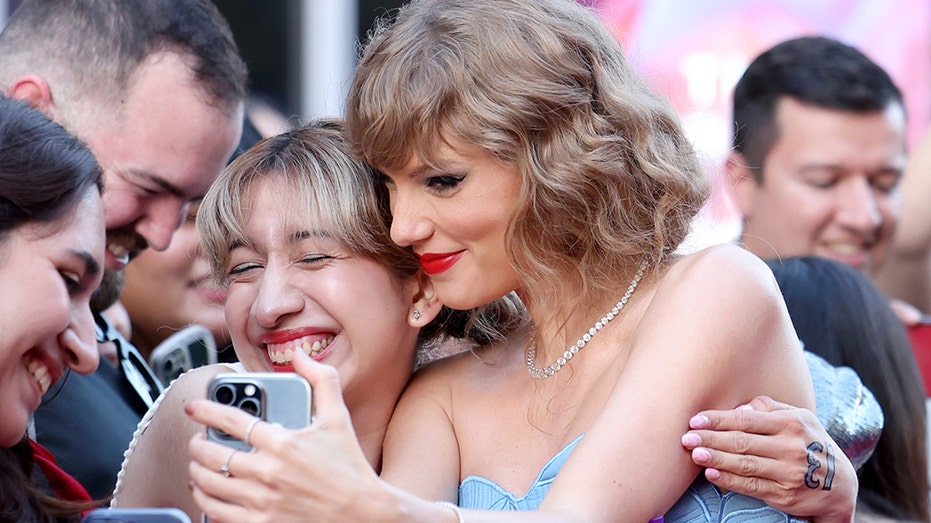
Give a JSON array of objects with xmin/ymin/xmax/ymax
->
[{"xmin": 526, "ymin": 260, "xmax": 648, "ymax": 379}]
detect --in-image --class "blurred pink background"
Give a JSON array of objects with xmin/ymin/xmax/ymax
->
[{"xmin": 593, "ymin": 0, "xmax": 931, "ymax": 246}]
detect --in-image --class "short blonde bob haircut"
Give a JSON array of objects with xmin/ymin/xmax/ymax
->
[
  {"xmin": 198, "ymin": 119, "xmax": 418, "ymax": 287},
  {"xmin": 347, "ymin": 0, "xmax": 709, "ymax": 313}
]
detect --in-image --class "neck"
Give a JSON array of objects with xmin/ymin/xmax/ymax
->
[
  {"xmin": 344, "ymin": 371, "xmax": 414, "ymax": 473},
  {"xmin": 524, "ymin": 261, "xmax": 650, "ymax": 375}
]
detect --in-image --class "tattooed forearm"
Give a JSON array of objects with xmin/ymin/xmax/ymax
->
[{"xmin": 804, "ymin": 441, "xmax": 835, "ymax": 490}]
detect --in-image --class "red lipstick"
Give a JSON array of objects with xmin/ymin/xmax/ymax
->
[{"xmin": 418, "ymin": 251, "xmax": 464, "ymax": 275}]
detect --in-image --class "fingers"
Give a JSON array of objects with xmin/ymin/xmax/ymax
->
[
  {"xmin": 743, "ymin": 395, "xmax": 796, "ymax": 412},
  {"xmin": 188, "ymin": 435, "xmax": 273, "ymax": 515},
  {"xmin": 699, "ymin": 466, "xmax": 807, "ymax": 510},
  {"xmin": 190, "ymin": 469, "xmax": 249, "ymax": 523},
  {"xmin": 292, "ymin": 349, "xmax": 351, "ymax": 426},
  {"xmin": 694, "ymin": 441, "xmax": 846, "ymax": 516},
  {"xmin": 681, "ymin": 428, "xmax": 797, "ymax": 461},
  {"xmin": 890, "ymin": 298, "xmax": 923, "ymax": 326},
  {"xmin": 185, "ymin": 398, "xmax": 258, "ymax": 440},
  {"xmin": 688, "ymin": 444, "xmax": 802, "ymax": 485},
  {"xmin": 687, "ymin": 400, "xmax": 816, "ymax": 436}
]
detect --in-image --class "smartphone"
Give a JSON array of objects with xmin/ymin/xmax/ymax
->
[
  {"xmin": 149, "ymin": 325, "xmax": 218, "ymax": 387},
  {"xmin": 82, "ymin": 508, "xmax": 191, "ymax": 523},
  {"xmin": 908, "ymin": 315, "xmax": 931, "ymax": 396},
  {"xmin": 206, "ymin": 373, "xmax": 312, "ymax": 451}
]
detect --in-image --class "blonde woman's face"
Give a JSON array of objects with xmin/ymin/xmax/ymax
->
[
  {"xmin": 381, "ymin": 144, "xmax": 522, "ymax": 310},
  {"xmin": 223, "ymin": 179, "xmax": 422, "ymax": 402}
]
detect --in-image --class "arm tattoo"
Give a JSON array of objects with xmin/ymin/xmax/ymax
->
[{"xmin": 804, "ymin": 441, "xmax": 834, "ymax": 491}]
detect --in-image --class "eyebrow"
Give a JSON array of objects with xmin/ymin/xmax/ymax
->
[
  {"xmin": 129, "ymin": 168, "xmax": 193, "ymax": 199},
  {"xmin": 226, "ymin": 229, "xmax": 333, "ymax": 253},
  {"xmin": 68, "ymin": 249, "xmax": 101, "ymax": 278},
  {"xmin": 406, "ymin": 164, "xmax": 433, "ymax": 178},
  {"xmin": 291, "ymin": 229, "xmax": 331, "ymax": 242}
]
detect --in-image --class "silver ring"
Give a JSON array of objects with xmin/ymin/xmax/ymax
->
[
  {"xmin": 243, "ymin": 417, "xmax": 261, "ymax": 446},
  {"xmin": 219, "ymin": 448, "xmax": 238, "ymax": 477}
]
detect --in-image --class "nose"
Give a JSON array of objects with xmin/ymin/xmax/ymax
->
[
  {"xmin": 388, "ymin": 188, "xmax": 432, "ymax": 248},
  {"xmin": 836, "ymin": 177, "xmax": 883, "ymax": 234},
  {"xmin": 135, "ymin": 198, "xmax": 189, "ymax": 252},
  {"xmin": 59, "ymin": 303, "xmax": 100, "ymax": 375},
  {"xmin": 251, "ymin": 266, "xmax": 304, "ymax": 328}
]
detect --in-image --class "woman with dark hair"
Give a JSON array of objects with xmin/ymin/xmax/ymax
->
[
  {"xmin": 0, "ymin": 95, "xmax": 106, "ymax": 522},
  {"xmin": 767, "ymin": 256, "xmax": 929, "ymax": 522}
]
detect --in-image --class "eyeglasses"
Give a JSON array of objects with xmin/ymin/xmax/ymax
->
[{"xmin": 95, "ymin": 313, "xmax": 164, "ymax": 409}]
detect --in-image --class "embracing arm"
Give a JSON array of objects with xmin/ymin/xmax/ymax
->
[
  {"xmin": 112, "ymin": 365, "xmax": 228, "ymax": 521},
  {"xmin": 678, "ymin": 343, "xmax": 883, "ymax": 522},
  {"xmin": 184, "ymin": 247, "xmax": 816, "ymax": 522},
  {"xmin": 681, "ymin": 396, "xmax": 857, "ymax": 523},
  {"xmin": 533, "ymin": 246, "xmax": 815, "ymax": 521}
]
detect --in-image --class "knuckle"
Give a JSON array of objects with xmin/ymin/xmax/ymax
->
[
  {"xmin": 738, "ymin": 454, "xmax": 762, "ymax": 476},
  {"xmin": 733, "ymin": 433, "xmax": 752, "ymax": 454},
  {"xmin": 750, "ymin": 395, "xmax": 774, "ymax": 410},
  {"xmin": 735, "ymin": 409, "xmax": 755, "ymax": 430},
  {"xmin": 743, "ymin": 475, "xmax": 763, "ymax": 495}
]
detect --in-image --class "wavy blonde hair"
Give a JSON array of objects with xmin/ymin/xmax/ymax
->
[{"xmin": 347, "ymin": 0, "xmax": 708, "ymax": 319}]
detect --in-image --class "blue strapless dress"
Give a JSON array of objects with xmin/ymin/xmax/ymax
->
[
  {"xmin": 460, "ymin": 435, "xmax": 803, "ymax": 522},
  {"xmin": 458, "ymin": 350, "xmax": 877, "ymax": 521}
]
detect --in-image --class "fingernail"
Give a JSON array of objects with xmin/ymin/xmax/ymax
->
[
  {"xmin": 681, "ymin": 433, "xmax": 701, "ymax": 447},
  {"xmin": 693, "ymin": 448, "xmax": 711, "ymax": 463},
  {"xmin": 705, "ymin": 467, "xmax": 721, "ymax": 480},
  {"xmin": 736, "ymin": 404, "xmax": 753, "ymax": 411},
  {"xmin": 689, "ymin": 414, "xmax": 709, "ymax": 429}
]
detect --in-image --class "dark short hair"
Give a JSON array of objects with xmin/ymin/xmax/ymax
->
[
  {"xmin": 0, "ymin": 0, "xmax": 247, "ymax": 114},
  {"xmin": 0, "ymin": 96, "xmax": 102, "ymax": 236},
  {"xmin": 733, "ymin": 36, "xmax": 903, "ymax": 179}
]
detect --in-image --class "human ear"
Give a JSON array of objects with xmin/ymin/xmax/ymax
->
[
  {"xmin": 7, "ymin": 74, "xmax": 57, "ymax": 117},
  {"xmin": 408, "ymin": 272, "xmax": 443, "ymax": 326},
  {"xmin": 726, "ymin": 151, "xmax": 759, "ymax": 220}
]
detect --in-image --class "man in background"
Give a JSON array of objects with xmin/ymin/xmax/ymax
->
[{"xmin": 726, "ymin": 36, "xmax": 907, "ymax": 293}]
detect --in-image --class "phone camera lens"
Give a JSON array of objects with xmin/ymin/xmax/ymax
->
[
  {"xmin": 238, "ymin": 397, "xmax": 260, "ymax": 417},
  {"xmin": 215, "ymin": 384, "xmax": 235, "ymax": 405}
]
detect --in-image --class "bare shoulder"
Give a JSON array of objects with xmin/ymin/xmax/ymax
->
[
  {"xmin": 113, "ymin": 363, "xmax": 238, "ymax": 508},
  {"xmin": 158, "ymin": 364, "xmax": 237, "ymax": 410},
  {"xmin": 637, "ymin": 243, "xmax": 796, "ymax": 365},
  {"xmin": 402, "ymin": 337, "xmax": 519, "ymax": 403},
  {"xmin": 631, "ymin": 244, "xmax": 812, "ymax": 409},
  {"xmin": 664, "ymin": 243, "xmax": 775, "ymax": 289},
  {"xmin": 652, "ymin": 244, "xmax": 781, "ymax": 314}
]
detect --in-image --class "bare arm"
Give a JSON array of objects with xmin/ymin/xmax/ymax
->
[
  {"xmin": 536, "ymin": 246, "xmax": 814, "ymax": 520},
  {"xmin": 185, "ymin": 245, "xmax": 817, "ymax": 522}
]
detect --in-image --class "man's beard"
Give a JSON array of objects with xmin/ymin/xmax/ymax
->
[
  {"xmin": 91, "ymin": 268, "xmax": 125, "ymax": 313},
  {"xmin": 92, "ymin": 226, "xmax": 147, "ymax": 313}
]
